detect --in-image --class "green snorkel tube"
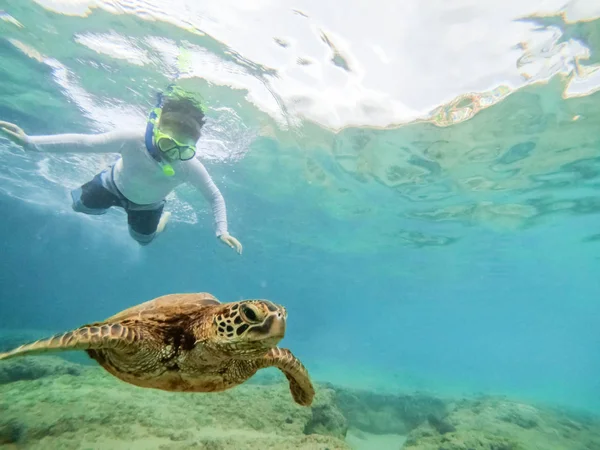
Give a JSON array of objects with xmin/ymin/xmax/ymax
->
[
  {"xmin": 146, "ymin": 48, "xmax": 205, "ymax": 176},
  {"xmin": 145, "ymin": 81, "xmax": 206, "ymax": 177},
  {"xmin": 145, "ymin": 89, "xmax": 175, "ymax": 177}
]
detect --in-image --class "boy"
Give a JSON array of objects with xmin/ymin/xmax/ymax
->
[{"xmin": 0, "ymin": 86, "xmax": 242, "ymax": 253}]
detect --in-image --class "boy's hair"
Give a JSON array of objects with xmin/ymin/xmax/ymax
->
[{"xmin": 160, "ymin": 86, "xmax": 206, "ymax": 140}]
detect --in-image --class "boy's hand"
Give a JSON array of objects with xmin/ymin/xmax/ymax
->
[
  {"xmin": 0, "ymin": 121, "xmax": 30, "ymax": 147},
  {"xmin": 219, "ymin": 233, "xmax": 243, "ymax": 255}
]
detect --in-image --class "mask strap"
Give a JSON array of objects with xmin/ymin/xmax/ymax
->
[{"xmin": 145, "ymin": 100, "xmax": 175, "ymax": 176}]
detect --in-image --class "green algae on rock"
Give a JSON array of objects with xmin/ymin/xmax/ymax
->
[
  {"xmin": 304, "ymin": 387, "xmax": 349, "ymax": 440},
  {"xmin": 333, "ymin": 386, "xmax": 449, "ymax": 435},
  {"xmin": 403, "ymin": 397, "xmax": 600, "ymax": 450},
  {"xmin": 2, "ymin": 355, "xmax": 600, "ymax": 450},
  {"xmin": 0, "ymin": 356, "xmax": 348, "ymax": 450}
]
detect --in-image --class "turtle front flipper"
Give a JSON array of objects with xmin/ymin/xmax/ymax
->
[
  {"xmin": 0, "ymin": 323, "xmax": 138, "ymax": 361},
  {"xmin": 260, "ymin": 347, "xmax": 315, "ymax": 406}
]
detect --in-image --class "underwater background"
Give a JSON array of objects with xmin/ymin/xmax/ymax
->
[{"xmin": 1, "ymin": 0, "xmax": 600, "ymax": 449}]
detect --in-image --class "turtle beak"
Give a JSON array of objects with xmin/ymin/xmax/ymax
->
[
  {"xmin": 246, "ymin": 310, "xmax": 286, "ymax": 345},
  {"xmin": 270, "ymin": 312, "xmax": 286, "ymax": 339}
]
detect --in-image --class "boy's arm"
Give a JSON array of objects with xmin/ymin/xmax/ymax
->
[
  {"xmin": 184, "ymin": 158, "xmax": 242, "ymax": 254},
  {"xmin": 184, "ymin": 158, "xmax": 228, "ymax": 237},
  {"xmin": 0, "ymin": 121, "xmax": 139, "ymax": 154}
]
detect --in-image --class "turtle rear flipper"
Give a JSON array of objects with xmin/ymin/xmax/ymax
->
[
  {"xmin": 261, "ymin": 347, "xmax": 315, "ymax": 406},
  {"xmin": 0, "ymin": 324, "xmax": 138, "ymax": 360}
]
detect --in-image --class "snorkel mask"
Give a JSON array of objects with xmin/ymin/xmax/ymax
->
[
  {"xmin": 153, "ymin": 126, "xmax": 196, "ymax": 162},
  {"xmin": 144, "ymin": 84, "xmax": 203, "ymax": 176}
]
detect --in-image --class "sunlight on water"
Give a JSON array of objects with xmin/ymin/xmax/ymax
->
[{"xmin": 17, "ymin": 0, "xmax": 600, "ymax": 128}]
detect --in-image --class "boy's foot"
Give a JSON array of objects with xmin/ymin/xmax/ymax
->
[{"xmin": 156, "ymin": 211, "xmax": 172, "ymax": 234}]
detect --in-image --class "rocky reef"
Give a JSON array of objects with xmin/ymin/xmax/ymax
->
[
  {"xmin": 0, "ymin": 355, "xmax": 350, "ymax": 449},
  {"xmin": 1, "ymin": 353, "xmax": 599, "ymax": 449},
  {"xmin": 402, "ymin": 396, "xmax": 600, "ymax": 450}
]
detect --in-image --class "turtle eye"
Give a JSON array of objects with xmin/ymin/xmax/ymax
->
[{"xmin": 240, "ymin": 304, "xmax": 259, "ymax": 323}]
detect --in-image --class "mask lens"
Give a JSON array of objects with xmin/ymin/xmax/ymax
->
[
  {"xmin": 164, "ymin": 148, "xmax": 179, "ymax": 159},
  {"xmin": 157, "ymin": 137, "xmax": 177, "ymax": 152},
  {"xmin": 179, "ymin": 147, "xmax": 196, "ymax": 161}
]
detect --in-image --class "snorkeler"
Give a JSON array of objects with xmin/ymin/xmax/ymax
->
[{"xmin": 0, "ymin": 85, "xmax": 242, "ymax": 254}]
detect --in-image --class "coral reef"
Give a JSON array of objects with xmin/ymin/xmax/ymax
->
[
  {"xmin": 0, "ymin": 354, "xmax": 83, "ymax": 384},
  {"xmin": 304, "ymin": 387, "xmax": 349, "ymax": 439},
  {"xmin": 0, "ymin": 356, "xmax": 349, "ymax": 450},
  {"xmin": 333, "ymin": 385, "xmax": 449, "ymax": 434},
  {"xmin": 403, "ymin": 396, "xmax": 600, "ymax": 450},
  {"xmin": 1, "ymin": 353, "xmax": 600, "ymax": 450}
]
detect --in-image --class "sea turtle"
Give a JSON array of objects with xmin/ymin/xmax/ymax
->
[{"xmin": 0, "ymin": 292, "xmax": 315, "ymax": 406}]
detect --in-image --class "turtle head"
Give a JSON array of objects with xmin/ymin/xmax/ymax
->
[{"xmin": 210, "ymin": 300, "xmax": 287, "ymax": 358}]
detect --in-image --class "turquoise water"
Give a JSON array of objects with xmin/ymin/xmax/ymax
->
[{"xmin": 1, "ymin": 0, "xmax": 600, "ymax": 439}]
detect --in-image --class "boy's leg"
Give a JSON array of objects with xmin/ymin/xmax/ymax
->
[
  {"xmin": 127, "ymin": 204, "xmax": 165, "ymax": 246},
  {"xmin": 156, "ymin": 211, "xmax": 171, "ymax": 234},
  {"xmin": 71, "ymin": 172, "xmax": 119, "ymax": 215}
]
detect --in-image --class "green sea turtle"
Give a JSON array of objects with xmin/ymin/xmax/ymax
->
[{"xmin": 0, "ymin": 292, "xmax": 315, "ymax": 406}]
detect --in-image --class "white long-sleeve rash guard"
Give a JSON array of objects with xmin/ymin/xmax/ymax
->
[{"xmin": 25, "ymin": 129, "xmax": 229, "ymax": 237}]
